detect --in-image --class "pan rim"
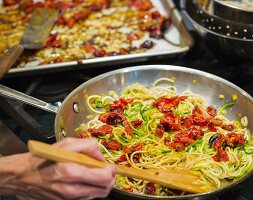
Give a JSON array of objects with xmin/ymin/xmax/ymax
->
[{"xmin": 55, "ymin": 64, "xmax": 253, "ymax": 199}]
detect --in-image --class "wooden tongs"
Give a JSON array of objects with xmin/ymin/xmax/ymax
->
[{"xmin": 28, "ymin": 140, "xmax": 207, "ymax": 194}]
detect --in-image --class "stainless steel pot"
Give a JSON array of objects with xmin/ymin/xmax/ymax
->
[
  {"xmin": 181, "ymin": 0, "xmax": 253, "ymax": 59},
  {"xmin": 194, "ymin": 0, "xmax": 253, "ymax": 24},
  {"xmin": 0, "ymin": 65, "xmax": 253, "ymax": 199},
  {"xmin": 213, "ymin": 0, "xmax": 253, "ymax": 24}
]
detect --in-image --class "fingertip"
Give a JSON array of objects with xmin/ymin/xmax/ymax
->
[
  {"xmin": 111, "ymin": 178, "xmax": 116, "ymax": 188},
  {"xmin": 92, "ymin": 151, "xmax": 106, "ymax": 161},
  {"xmin": 84, "ymin": 138, "xmax": 105, "ymax": 161},
  {"xmin": 105, "ymin": 164, "xmax": 117, "ymax": 176}
]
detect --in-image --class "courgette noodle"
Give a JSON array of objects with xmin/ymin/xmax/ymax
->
[
  {"xmin": 76, "ymin": 78, "xmax": 253, "ymax": 196},
  {"xmin": 217, "ymin": 102, "xmax": 235, "ymax": 115}
]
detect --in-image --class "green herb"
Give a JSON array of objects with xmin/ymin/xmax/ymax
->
[
  {"xmin": 217, "ymin": 102, "xmax": 235, "ymax": 115},
  {"xmin": 243, "ymin": 141, "xmax": 253, "ymax": 154}
]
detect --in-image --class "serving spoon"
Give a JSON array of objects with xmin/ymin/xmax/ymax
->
[{"xmin": 28, "ymin": 140, "xmax": 208, "ymax": 194}]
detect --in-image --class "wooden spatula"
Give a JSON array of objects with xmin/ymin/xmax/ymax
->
[
  {"xmin": 28, "ymin": 140, "xmax": 207, "ymax": 194},
  {"xmin": 0, "ymin": 8, "xmax": 58, "ymax": 78}
]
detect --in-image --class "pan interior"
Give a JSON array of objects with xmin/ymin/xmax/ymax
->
[{"xmin": 55, "ymin": 65, "xmax": 253, "ymax": 199}]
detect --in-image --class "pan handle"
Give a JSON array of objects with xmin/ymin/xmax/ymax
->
[{"xmin": 0, "ymin": 84, "xmax": 58, "ymax": 113}]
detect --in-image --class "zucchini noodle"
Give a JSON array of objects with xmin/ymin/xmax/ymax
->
[{"xmin": 76, "ymin": 78, "xmax": 253, "ymax": 196}]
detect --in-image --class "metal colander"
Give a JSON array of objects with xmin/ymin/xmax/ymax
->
[
  {"xmin": 213, "ymin": 0, "xmax": 253, "ymax": 24},
  {"xmin": 181, "ymin": 0, "xmax": 253, "ymax": 59},
  {"xmin": 193, "ymin": 0, "xmax": 253, "ymax": 39}
]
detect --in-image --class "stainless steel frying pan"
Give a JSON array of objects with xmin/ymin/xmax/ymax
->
[{"xmin": 0, "ymin": 65, "xmax": 253, "ymax": 199}]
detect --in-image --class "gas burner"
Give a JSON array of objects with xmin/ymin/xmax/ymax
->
[
  {"xmin": 32, "ymin": 81, "xmax": 74, "ymax": 102},
  {"xmin": 31, "ymin": 73, "xmax": 93, "ymax": 103}
]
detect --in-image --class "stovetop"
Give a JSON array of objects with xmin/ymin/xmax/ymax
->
[{"xmin": 0, "ymin": 15, "xmax": 253, "ymax": 200}]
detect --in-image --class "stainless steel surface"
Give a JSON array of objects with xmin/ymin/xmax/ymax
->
[
  {"xmin": 213, "ymin": 0, "xmax": 253, "ymax": 24},
  {"xmin": 0, "ymin": 85, "xmax": 58, "ymax": 113},
  {"xmin": 7, "ymin": 0, "xmax": 194, "ymax": 76},
  {"xmin": 181, "ymin": 0, "xmax": 253, "ymax": 59},
  {"xmin": 193, "ymin": 0, "xmax": 253, "ymax": 39},
  {"xmin": 21, "ymin": 8, "xmax": 59, "ymax": 49},
  {"xmin": 54, "ymin": 65, "xmax": 253, "ymax": 199}
]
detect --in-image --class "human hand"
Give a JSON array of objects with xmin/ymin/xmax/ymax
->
[{"xmin": 0, "ymin": 138, "xmax": 116, "ymax": 200}]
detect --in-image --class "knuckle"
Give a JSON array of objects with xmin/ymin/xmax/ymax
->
[
  {"xmin": 89, "ymin": 145, "xmax": 98, "ymax": 153},
  {"xmin": 60, "ymin": 186, "xmax": 75, "ymax": 199},
  {"xmin": 60, "ymin": 163, "xmax": 75, "ymax": 178},
  {"xmin": 60, "ymin": 163, "xmax": 85, "ymax": 181},
  {"xmin": 99, "ymin": 173, "xmax": 113, "ymax": 184}
]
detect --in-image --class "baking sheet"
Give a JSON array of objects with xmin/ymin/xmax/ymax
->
[{"xmin": 6, "ymin": 0, "xmax": 193, "ymax": 75}]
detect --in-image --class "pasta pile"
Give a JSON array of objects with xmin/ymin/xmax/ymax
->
[{"xmin": 76, "ymin": 78, "xmax": 253, "ymax": 196}]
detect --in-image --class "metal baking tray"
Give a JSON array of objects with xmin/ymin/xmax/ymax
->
[{"xmin": 7, "ymin": 0, "xmax": 194, "ymax": 76}]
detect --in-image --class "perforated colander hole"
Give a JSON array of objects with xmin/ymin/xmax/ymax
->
[
  {"xmin": 234, "ymin": 32, "xmax": 238, "ymax": 35},
  {"xmin": 244, "ymin": 29, "xmax": 248, "ymax": 33},
  {"xmin": 206, "ymin": 19, "xmax": 209, "ymax": 22},
  {"xmin": 252, "ymin": 35, "xmax": 253, "ymax": 38},
  {"xmin": 208, "ymin": 26, "xmax": 211, "ymax": 29},
  {"xmin": 243, "ymin": 37, "xmax": 247, "ymax": 40},
  {"xmin": 211, "ymin": 18, "xmax": 214, "ymax": 21},
  {"xmin": 73, "ymin": 102, "xmax": 80, "ymax": 114},
  {"xmin": 227, "ymin": 33, "xmax": 230, "ymax": 36},
  {"xmin": 61, "ymin": 128, "xmax": 66, "ymax": 138},
  {"xmin": 226, "ymin": 25, "xmax": 230, "ymax": 29},
  {"xmin": 218, "ymin": 26, "xmax": 222, "ymax": 30},
  {"xmin": 212, "ymin": 27, "xmax": 216, "ymax": 30}
]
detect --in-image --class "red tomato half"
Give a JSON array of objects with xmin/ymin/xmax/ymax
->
[
  {"xmin": 145, "ymin": 182, "xmax": 156, "ymax": 195},
  {"xmin": 101, "ymin": 139, "xmax": 121, "ymax": 150},
  {"xmin": 213, "ymin": 149, "xmax": 229, "ymax": 162},
  {"xmin": 206, "ymin": 106, "xmax": 217, "ymax": 117}
]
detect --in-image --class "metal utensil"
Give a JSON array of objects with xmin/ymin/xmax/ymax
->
[
  {"xmin": 181, "ymin": 0, "xmax": 253, "ymax": 59},
  {"xmin": 0, "ymin": 8, "xmax": 58, "ymax": 78},
  {"xmin": 28, "ymin": 140, "xmax": 206, "ymax": 194}
]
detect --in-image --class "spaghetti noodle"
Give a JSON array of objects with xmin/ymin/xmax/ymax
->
[{"xmin": 76, "ymin": 78, "xmax": 253, "ymax": 196}]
